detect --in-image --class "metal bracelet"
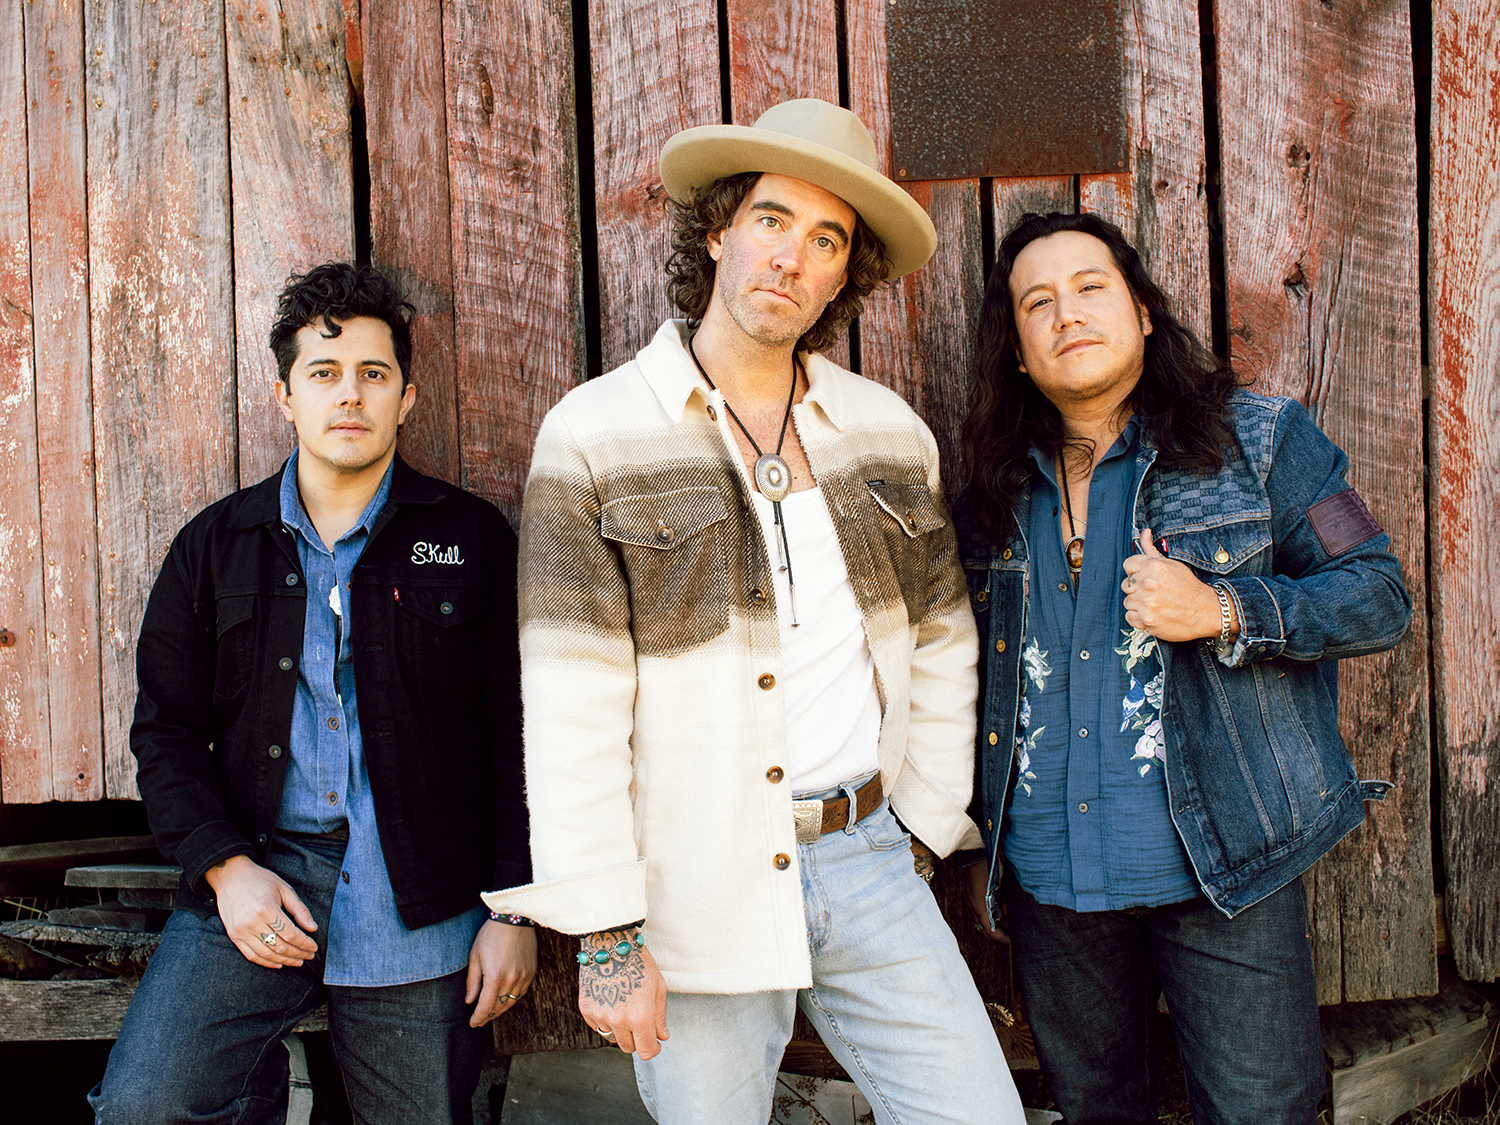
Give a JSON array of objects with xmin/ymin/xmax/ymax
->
[{"xmin": 1207, "ymin": 582, "xmax": 1233, "ymax": 653}]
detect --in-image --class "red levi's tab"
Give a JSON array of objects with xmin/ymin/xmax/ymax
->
[{"xmin": 1306, "ymin": 489, "xmax": 1383, "ymax": 557}]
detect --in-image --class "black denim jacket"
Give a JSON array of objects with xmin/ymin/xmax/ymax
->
[{"xmin": 130, "ymin": 455, "xmax": 529, "ymax": 930}]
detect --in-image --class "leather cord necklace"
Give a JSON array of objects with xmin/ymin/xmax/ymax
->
[
  {"xmin": 1058, "ymin": 455, "xmax": 1085, "ymax": 593},
  {"xmin": 689, "ymin": 335, "xmax": 802, "ymax": 626}
]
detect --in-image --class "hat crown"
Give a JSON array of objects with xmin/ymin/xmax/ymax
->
[{"xmin": 751, "ymin": 99, "xmax": 878, "ymax": 172}]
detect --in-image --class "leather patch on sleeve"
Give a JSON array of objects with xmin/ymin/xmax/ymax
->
[{"xmin": 1306, "ymin": 489, "xmax": 1383, "ymax": 557}]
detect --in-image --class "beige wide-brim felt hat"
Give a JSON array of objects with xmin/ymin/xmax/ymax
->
[{"xmin": 659, "ymin": 98, "xmax": 938, "ymax": 279}]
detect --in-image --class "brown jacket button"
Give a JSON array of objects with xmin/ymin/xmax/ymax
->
[
  {"xmin": 766, "ymin": 766, "xmax": 784, "ymax": 783},
  {"xmin": 773, "ymin": 853, "xmax": 791, "ymax": 870},
  {"xmin": 750, "ymin": 588, "xmax": 767, "ymax": 605},
  {"xmin": 758, "ymin": 674, "xmax": 775, "ymax": 690}
]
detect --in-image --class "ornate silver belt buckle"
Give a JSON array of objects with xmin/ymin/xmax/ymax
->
[{"xmin": 792, "ymin": 800, "xmax": 824, "ymax": 844}]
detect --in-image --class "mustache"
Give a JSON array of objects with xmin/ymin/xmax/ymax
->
[{"xmin": 326, "ymin": 412, "xmax": 374, "ymax": 429}]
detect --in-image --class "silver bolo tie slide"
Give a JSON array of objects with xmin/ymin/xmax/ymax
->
[{"xmin": 754, "ymin": 454, "xmax": 798, "ymax": 626}]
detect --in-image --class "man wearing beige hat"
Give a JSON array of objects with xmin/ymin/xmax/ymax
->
[{"xmin": 484, "ymin": 99, "xmax": 1024, "ymax": 1124}]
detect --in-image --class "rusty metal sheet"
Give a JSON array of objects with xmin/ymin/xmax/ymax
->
[{"xmin": 886, "ymin": 0, "xmax": 1127, "ymax": 181}]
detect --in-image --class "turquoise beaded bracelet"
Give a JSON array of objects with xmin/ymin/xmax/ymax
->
[{"xmin": 576, "ymin": 931, "xmax": 646, "ymax": 966}]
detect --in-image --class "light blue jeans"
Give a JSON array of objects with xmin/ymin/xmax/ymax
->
[{"xmin": 633, "ymin": 795, "xmax": 1025, "ymax": 1125}]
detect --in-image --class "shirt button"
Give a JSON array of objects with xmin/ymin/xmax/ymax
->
[
  {"xmin": 1079, "ymin": 727, "xmax": 1089, "ymax": 738},
  {"xmin": 1078, "ymin": 802, "xmax": 1089, "ymax": 813},
  {"xmin": 1057, "ymin": 582, "xmax": 1069, "ymax": 592},
  {"xmin": 773, "ymin": 853, "xmax": 791, "ymax": 870},
  {"xmin": 327, "ymin": 791, "xmax": 338, "ymax": 805},
  {"xmin": 278, "ymin": 657, "xmax": 294, "ymax": 671},
  {"xmin": 341, "ymin": 870, "xmax": 350, "ymax": 884},
  {"xmin": 996, "ymin": 639, "xmax": 1006, "ymax": 653},
  {"xmin": 766, "ymin": 766, "xmax": 784, "ymax": 783},
  {"xmin": 1079, "ymin": 649, "xmax": 1090, "ymax": 660},
  {"xmin": 267, "ymin": 744, "xmax": 283, "ymax": 759},
  {"xmin": 750, "ymin": 588, "xmax": 767, "ymax": 605},
  {"xmin": 327, "ymin": 716, "xmax": 339, "ymax": 730},
  {"xmin": 988, "ymin": 732, "xmax": 998, "ymax": 745},
  {"xmin": 440, "ymin": 601, "xmax": 454, "ymax": 615},
  {"xmin": 759, "ymin": 673, "xmax": 776, "ymax": 690},
  {"xmin": 285, "ymin": 573, "xmax": 299, "ymax": 586}
]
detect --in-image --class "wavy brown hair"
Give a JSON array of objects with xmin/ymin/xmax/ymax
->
[
  {"xmin": 664, "ymin": 171, "xmax": 891, "ymax": 354},
  {"xmin": 960, "ymin": 211, "xmax": 1243, "ymax": 544}
]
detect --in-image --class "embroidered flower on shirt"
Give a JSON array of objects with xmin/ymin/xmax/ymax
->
[
  {"xmin": 1014, "ymin": 724, "xmax": 1044, "ymax": 797},
  {"xmin": 1117, "ymin": 628, "xmax": 1166, "ymax": 777},
  {"xmin": 1022, "ymin": 638, "xmax": 1052, "ymax": 693}
]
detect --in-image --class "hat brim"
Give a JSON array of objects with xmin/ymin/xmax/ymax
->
[{"xmin": 659, "ymin": 126, "xmax": 938, "ymax": 279}]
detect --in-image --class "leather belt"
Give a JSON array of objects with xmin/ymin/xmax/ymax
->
[{"xmin": 791, "ymin": 775, "xmax": 884, "ymax": 844}]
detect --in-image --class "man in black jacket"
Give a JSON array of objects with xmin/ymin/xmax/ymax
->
[{"xmin": 91, "ymin": 264, "xmax": 533, "ymax": 1125}]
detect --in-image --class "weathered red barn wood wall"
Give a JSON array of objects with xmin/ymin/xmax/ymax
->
[
  {"xmin": 589, "ymin": 0, "xmax": 719, "ymax": 374},
  {"xmin": 23, "ymin": 0, "xmax": 103, "ymax": 803},
  {"xmin": 442, "ymin": 0, "xmax": 584, "ymax": 521},
  {"xmin": 0, "ymin": 0, "xmax": 50, "ymax": 804},
  {"xmin": 1080, "ymin": 0, "xmax": 1211, "ymax": 340},
  {"xmin": 847, "ymin": 0, "xmax": 984, "ymax": 485},
  {"xmin": 364, "ymin": 0, "xmax": 461, "ymax": 484},
  {"xmin": 1214, "ymin": 0, "xmax": 1434, "ymax": 1002},
  {"xmin": 227, "ymin": 0, "xmax": 354, "ymax": 488},
  {"xmin": 86, "ymin": 0, "xmax": 241, "ymax": 800},
  {"xmin": 1430, "ymin": 0, "xmax": 1500, "ymax": 983}
]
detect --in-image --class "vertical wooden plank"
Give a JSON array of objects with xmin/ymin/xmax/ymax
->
[
  {"xmin": 226, "ymin": 0, "xmax": 354, "ymax": 488},
  {"xmin": 725, "ymin": 0, "xmax": 837, "ymax": 126},
  {"xmin": 1215, "ymin": 0, "xmax": 1433, "ymax": 1002},
  {"xmin": 1430, "ymin": 0, "xmax": 1500, "ymax": 984},
  {"xmin": 443, "ymin": 0, "xmax": 584, "ymax": 524},
  {"xmin": 724, "ymin": 0, "xmax": 849, "ymax": 368},
  {"xmin": 364, "ymin": 0, "xmax": 460, "ymax": 484},
  {"xmin": 87, "ymin": 0, "xmax": 239, "ymax": 799},
  {"xmin": 25, "ymin": 0, "xmax": 103, "ymax": 802},
  {"xmin": 1079, "ymin": 0, "xmax": 1211, "ymax": 340},
  {"xmin": 989, "ymin": 177, "xmax": 1076, "ymax": 260},
  {"xmin": 845, "ymin": 0, "xmax": 984, "ymax": 485},
  {"xmin": 589, "ymin": 0, "xmax": 720, "ymax": 373},
  {"xmin": 0, "ymin": 0, "xmax": 52, "ymax": 804}
]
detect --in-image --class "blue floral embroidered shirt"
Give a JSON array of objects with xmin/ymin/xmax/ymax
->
[
  {"xmin": 278, "ymin": 451, "xmax": 484, "ymax": 985},
  {"xmin": 1003, "ymin": 419, "xmax": 1200, "ymax": 912}
]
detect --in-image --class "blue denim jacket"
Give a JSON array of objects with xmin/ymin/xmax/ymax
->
[{"xmin": 956, "ymin": 391, "xmax": 1412, "ymax": 918}]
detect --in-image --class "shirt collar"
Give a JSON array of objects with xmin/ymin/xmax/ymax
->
[
  {"xmin": 1030, "ymin": 414, "xmax": 1143, "ymax": 483},
  {"xmin": 638, "ymin": 319, "xmax": 847, "ymax": 431},
  {"xmin": 279, "ymin": 449, "xmax": 396, "ymax": 550}
]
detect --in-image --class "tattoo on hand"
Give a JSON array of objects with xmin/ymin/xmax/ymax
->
[
  {"xmin": 579, "ymin": 928, "xmax": 645, "ymax": 1008},
  {"xmin": 270, "ymin": 915, "xmax": 285, "ymax": 933},
  {"xmin": 912, "ymin": 841, "xmax": 936, "ymax": 883}
]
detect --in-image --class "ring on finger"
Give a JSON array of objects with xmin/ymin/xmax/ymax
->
[
  {"xmin": 599, "ymin": 1029, "xmax": 617, "ymax": 1043},
  {"xmin": 260, "ymin": 932, "xmax": 278, "ymax": 948},
  {"xmin": 499, "ymin": 993, "xmax": 520, "ymax": 1002}
]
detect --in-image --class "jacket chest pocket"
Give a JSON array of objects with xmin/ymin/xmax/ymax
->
[
  {"xmin": 600, "ymin": 486, "xmax": 731, "ymax": 656},
  {"xmin": 867, "ymin": 480, "xmax": 946, "ymax": 619},
  {"xmin": 213, "ymin": 594, "xmax": 257, "ymax": 701},
  {"xmin": 397, "ymin": 585, "xmax": 486, "ymax": 687},
  {"xmin": 1158, "ymin": 520, "xmax": 1271, "ymax": 577}
]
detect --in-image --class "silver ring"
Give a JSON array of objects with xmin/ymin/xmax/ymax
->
[
  {"xmin": 499, "ymin": 994, "xmax": 520, "ymax": 1002},
  {"xmin": 260, "ymin": 932, "xmax": 278, "ymax": 948},
  {"xmin": 599, "ymin": 1029, "xmax": 617, "ymax": 1043}
]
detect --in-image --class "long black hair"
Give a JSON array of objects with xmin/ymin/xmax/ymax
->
[{"xmin": 959, "ymin": 212, "xmax": 1242, "ymax": 544}]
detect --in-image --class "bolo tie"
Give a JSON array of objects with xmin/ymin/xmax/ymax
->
[
  {"xmin": 1058, "ymin": 456, "xmax": 1084, "ymax": 593},
  {"xmin": 688, "ymin": 335, "xmax": 801, "ymax": 627}
]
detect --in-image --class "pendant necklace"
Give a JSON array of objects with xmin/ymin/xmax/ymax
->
[
  {"xmin": 1058, "ymin": 456, "xmax": 1085, "ymax": 593},
  {"xmin": 689, "ymin": 335, "xmax": 801, "ymax": 626}
]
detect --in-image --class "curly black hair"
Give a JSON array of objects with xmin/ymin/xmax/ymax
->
[
  {"xmin": 960, "ymin": 211, "xmax": 1244, "ymax": 544},
  {"xmin": 268, "ymin": 262, "xmax": 415, "ymax": 389},
  {"xmin": 663, "ymin": 172, "xmax": 891, "ymax": 354}
]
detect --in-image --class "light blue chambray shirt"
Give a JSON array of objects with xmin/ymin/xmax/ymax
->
[{"xmin": 277, "ymin": 450, "xmax": 484, "ymax": 986}]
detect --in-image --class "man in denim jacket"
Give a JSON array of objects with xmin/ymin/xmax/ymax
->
[{"xmin": 955, "ymin": 212, "xmax": 1411, "ymax": 1124}]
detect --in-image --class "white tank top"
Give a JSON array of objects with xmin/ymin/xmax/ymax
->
[{"xmin": 750, "ymin": 486, "xmax": 882, "ymax": 793}]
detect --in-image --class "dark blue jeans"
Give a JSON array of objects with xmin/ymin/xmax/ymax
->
[
  {"xmin": 89, "ymin": 832, "xmax": 483, "ymax": 1125},
  {"xmin": 1005, "ymin": 874, "xmax": 1324, "ymax": 1125}
]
